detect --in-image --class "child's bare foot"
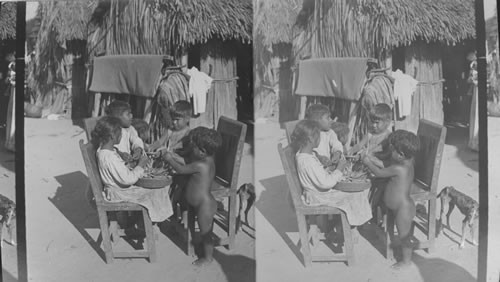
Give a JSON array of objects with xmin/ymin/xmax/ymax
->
[
  {"xmin": 391, "ymin": 261, "xmax": 413, "ymax": 270},
  {"xmin": 192, "ymin": 257, "xmax": 214, "ymax": 267}
]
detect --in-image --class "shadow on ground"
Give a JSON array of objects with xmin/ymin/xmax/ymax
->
[
  {"xmin": 257, "ymin": 175, "xmax": 305, "ymax": 264},
  {"xmin": 413, "ymin": 252, "xmax": 476, "ymax": 282},
  {"xmin": 1, "ymin": 268, "xmax": 17, "ymax": 282},
  {"xmin": 0, "ymin": 129, "xmax": 15, "ymax": 173},
  {"xmin": 213, "ymin": 249, "xmax": 256, "ymax": 282},
  {"xmin": 49, "ymin": 171, "xmax": 105, "ymax": 261}
]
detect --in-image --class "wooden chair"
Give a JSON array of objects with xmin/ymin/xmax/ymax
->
[
  {"xmin": 384, "ymin": 119, "xmax": 446, "ymax": 259},
  {"xmin": 83, "ymin": 117, "xmax": 99, "ymax": 141},
  {"xmin": 181, "ymin": 116, "xmax": 247, "ymax": 254},
  {"xmin": 278, "ymin": 143, "xmax": 355, "ymax": 267},
  {"xmin": 79, "ymin": 140, "xmax": 156, "ymax": 263},
  {"xmin": 284, "ymin": 120, "xmax": 300, "ymax": 144}
]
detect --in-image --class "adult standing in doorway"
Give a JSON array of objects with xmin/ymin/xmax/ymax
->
[
  {"xmin": 4, "ymin": 52, "xmax": 15, "ymax": 152},
  {"xmin": 467, "ymin": 52, "xmax": 478, "ymax": 151}
]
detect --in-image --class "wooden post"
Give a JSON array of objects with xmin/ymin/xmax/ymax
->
[{"xmin": 298, "ymin": 96, "xmax": 307, "ymax": 119}]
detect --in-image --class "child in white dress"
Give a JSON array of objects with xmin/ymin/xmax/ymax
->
[
  {"xmin": 292, "ymin": 120, "xmax": 372, "ymax": 227},
  {"xmin": 93, "ymin": 116, "xmax": 173, "ymax": 223},
  {"xmin": 304, "ymin": 104, "xmax": 344, "ymax": 168},
  {"xmin": 105, "ymin": 101, "xmax": 145, "ymax": 165}
]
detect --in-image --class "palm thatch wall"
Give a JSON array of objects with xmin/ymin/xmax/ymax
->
[
  {"xmin": 254, "ymin": 0, "xmax": 301, "ymax": 122},
  {"xmin": 256, "ymin": 0, "xmax": 475, "ymax": 134},
  {"xmin": 0, "ymin": 2, "xmax": 16, "ymax": 41},
  {"xmin": 27, "ymin": 1, "xmax": 93, "ymax": 113},
  {"xmin": 29, "ymin": 0, "xmax": 252, "ymax": 123}
]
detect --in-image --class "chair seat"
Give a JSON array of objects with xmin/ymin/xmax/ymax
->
[
  {"xmin": 410, "ymin": 180, "xmax": 436, "ymax": 202},
  {"xmin": 99, "ymin": 201, "xmax": 145, "ymax": 212},
  {"xmin": 296, "ymin": 204, "xmax": 344, "ymax": 215},
  {"xmin": 211, "ymin": 179, "xmax": 233, "ymax": 199}
]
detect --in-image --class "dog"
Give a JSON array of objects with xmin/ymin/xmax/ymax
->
[
  {"xmin": 236, "ymin": 183, "xmax": 256, "ymax": 232},
  {"xmin": 0, "ymin": 194, "xmax": 16, "ymax": 248},
  {"xmin": 437, "ymin": 186, "xmax": 478, "ymax": 248}
]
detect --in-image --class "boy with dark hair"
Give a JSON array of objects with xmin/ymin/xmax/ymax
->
[
  {"xmin": 349, "ymin": 103, "xmax": 393, "ymax": 160},
  {"xmin": 363, "ymin": 130, "xmax": 420, "ymax": 270},
  {"xmin": 162, "ymin": 127, "xmax": 222, "ymax": 266},
  {"xmin": 150, "ymin": 100, "xmax": 192, "ymax": 156}
]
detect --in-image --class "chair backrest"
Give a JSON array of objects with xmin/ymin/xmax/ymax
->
[
  {"xmin": 284, "ymin": 120, "xmax": 300, "ymax": 144},
  {"xmin": 277, "ymin": 143, "xmax": 305, "ymax": 210},
  {"xmin": 214, "ymin": 116, "xmax": 247, "ymax": 189},
  {"xmin": 79, "ymin": 139, "xmax": 106, "ymax": 205},
  {"xmin": 414, "ymin": 119, "xmax": 447, "ymax": 193},
  {"xmin": 83, "ymin": 117, "xmax": 100, "ymax": 142}
]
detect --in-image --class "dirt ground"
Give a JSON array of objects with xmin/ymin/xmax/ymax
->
[
  {"xmin": 24, "ymin": 118, "xmax": 255, "ymax": 282},
  {"xmin": 487, "ymin": 117, "xmax": 500, "ymax": 282},
  {"xmin": 255, "ymin": 121, "xmax": 479, "ymax": 282},
  {"xmin": 0, "ymin": 128, "xmax": 17, "ymax": 282}
]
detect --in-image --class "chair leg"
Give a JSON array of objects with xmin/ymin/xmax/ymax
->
[
  {"xmin": 142, "ymin": 209, "xmax": 156, "ymax": 263},
  {"xmin": 228, "ymin": 194, "xmax": 238, "ymax": 250},
  {"xmin": 109, "ymin": 220, "xmax": 119, "ymax": 246},
  {"xmin": 98, "ymin": 210, "xmax": 113, "ymax": 264},
  {"xmin": 297, "ymin": 214, "xmax": 312, "ymax": 267},
  {"xmin": 385, "ymin": 213, "xmax": 395, "ymax": 260},
  {"xmin": 427, "ymin": 198, "xmax": 437, "ymax": 253},
  {"xmin": 340, "ymin": 212, "xmax": 355, "ymax": 266}
]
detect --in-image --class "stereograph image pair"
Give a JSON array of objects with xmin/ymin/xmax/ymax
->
[{"xmin": 0, "ymin": 0, "xmax": 498, "ymax": 282}]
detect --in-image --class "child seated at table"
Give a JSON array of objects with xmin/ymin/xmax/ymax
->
[
  {"xmin": 362, "ymin": 130, "xmax": 420, "ymax": 270},
  {"xmin": 149, "ymin": 100, "xmax": 192, "ymax": 159},
  {"xmin": 105, "ymin": 100, "xmax": 145, "ymax": 166},
  {"xmin": 131, "ymin": 118, "xmax": 151, "ymax": 150},
  {"xmin": 349, "ymin": 103, "xmax": 393, "ymax": 214},
  {"xmin": 304, "ymin": 104, "xmax": 344, "ymax": 168},
  {"xmin": 92, "ymin": 116, "xmax": 173, "ymax": 224},
  {"xmin": 348, "ymin": 103, "xmax": 393, "ymax": 166},
  {"xmin": 330, "ymin": 121, "xmax": 350, "ymax": 154},
  {"xmin": 162, "ymin": 127, "xmax": 222, "ymax": 267},
  {"xmin": 292, "ymin": 120, "xmax": 372, "ymax": 228}
]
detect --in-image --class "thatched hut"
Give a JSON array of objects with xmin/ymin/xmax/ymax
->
[
  {"xmin": 85, "ymin": 0, "xmax": 252, "ymax": 129},
  {"xmin": 29, "ymin": 0, "xmax": 252, "ymax": 131},
  {"xmin": 257, "ymin": 0, "xmax": 476, "ymax": 136},
  {"xmin": 0, "ymin": 2, "xmax": 17, "ymax": 126}
]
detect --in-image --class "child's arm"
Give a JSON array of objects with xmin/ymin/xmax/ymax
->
[
  {"xmin": 362, "ymin": 155, "xmax": 399, "ymax": 178},
  {"xmin": 348, "ymin": 135, "xmax": 368, "ymax": 155},
  {"xmin": 129, "ymin": 127, "xmax": 145, "ymax": 153},
  {"xmin": 301, "ymin": 158, "xmax": 346, "ymax": 191},
  {"xmin": 149, "ymin": 130, "xmax": 169, "ymax": 151},
  {"xmin": 163, "ymin": 151, "xmax": 201, "ymax": 175},
  {"xmin": 106, "ymin": 154, "xmax": 147, "ymax": 186}
]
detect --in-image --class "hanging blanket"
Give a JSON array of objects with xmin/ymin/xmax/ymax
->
[
  {"xmin": 89, "ymin": 55, "xmax": 164, "ymax": 97},
  {"xmin": 295, "ymin": 58, "xmax": 369, "ymax": 101}
]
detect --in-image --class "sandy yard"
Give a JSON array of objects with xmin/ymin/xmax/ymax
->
[
  {"xmin": 24, "ymin": 117, "xmax": 255, "ymax": 282},
  {"xmin": 487, "ymin": 116, "xmax": 500, "ymax": 282},
  {"xmin": 255, "ymin": 121, "xmax": 480, "ymax": 282},
  {"xmin": 0, "ymin": 128, "xmax": 17, "ymax": 282}
]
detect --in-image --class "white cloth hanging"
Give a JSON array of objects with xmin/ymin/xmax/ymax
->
[
  {"xmin": 187, "ymin": 67, "xmax": 213, "ymax": 115},
  {"xmin": 392, "ymin": 69, "xmax": 418, "ymax": 118}
]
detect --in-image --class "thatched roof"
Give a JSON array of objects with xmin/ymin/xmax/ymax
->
[
  {"xmin": 360, "ymin": 0, "xmax": 475, "ymax": 48},
  {"xmin": 0, "ymin": 2, "xmax": 16, "ymax": 40},
  {"xmin": 257, "ymin": 0, "xmax": 475, "ymax": 55},
  {"xmin": 88, "ymin": 0, "xmax": 252, "ymax": 55},
  {"xmin": 254, "ymin": 0, "xmax": 301, "ymax": 47}
]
